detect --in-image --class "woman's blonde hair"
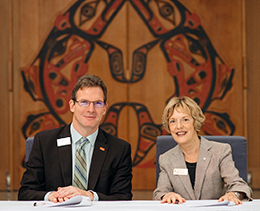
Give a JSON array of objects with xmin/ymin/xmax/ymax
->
[{"xmin": 162, "ymin": 96, "xmax": 205, "ymax": 133}]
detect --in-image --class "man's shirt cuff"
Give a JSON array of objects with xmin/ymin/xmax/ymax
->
[
  {"xmin": 89, "ymin": 190, "xmax": 99, "ymax": 201},
  {"xmin": 44, "ymin": 191, "xmax": 52, "ymax": 201}
]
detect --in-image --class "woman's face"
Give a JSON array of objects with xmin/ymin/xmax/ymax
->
[{"xmin": 168, "ymin": 108, "xmax": 198, "ymax": 146}]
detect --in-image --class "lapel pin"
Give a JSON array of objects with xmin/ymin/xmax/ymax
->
[{"xmin": 100, "ymin": 147, "xmax": 105, "ymax": 151}]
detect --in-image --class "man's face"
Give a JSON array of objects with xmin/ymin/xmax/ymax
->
[{"xmin": 69, "ymin": 86, "xmax": 107, "ymax": 136}]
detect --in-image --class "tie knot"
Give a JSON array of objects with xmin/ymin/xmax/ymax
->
[{"xmin": 80, "ymin": 137, "xmax": 88, "ymax": 145}]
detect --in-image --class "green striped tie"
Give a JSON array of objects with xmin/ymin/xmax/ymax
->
[{"xmin": 73, "ymin": 137, "xmax": 88, "ymax": 190}]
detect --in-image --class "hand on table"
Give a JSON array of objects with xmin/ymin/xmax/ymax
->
[
  {"xmin": 48, "ymin": 185, "xmax": 94, "ymax": 202},
  {"xmin": 218, "ymin": 192, "xmax": 242, "ymax": 205},
  {"xmin": 161, "ymin": 192, "xmax": 186, "ymax": 204}
]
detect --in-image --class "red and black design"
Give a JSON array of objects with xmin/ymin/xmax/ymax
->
[{"xmin": 22, "ymin": 0, "xmax": 235, "ymax": 168}]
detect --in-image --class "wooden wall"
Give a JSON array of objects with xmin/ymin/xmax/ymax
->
[
  {"xmin": 246, "ymin": 0, "xmax": 260, "ymax": 189},
  {"xmin": 0, "ymin": 0, "xmax": 259, "ymax": 192},
  {"xmin": 0, "ymin": 0, "xmax": 12, "ymax": 191}
]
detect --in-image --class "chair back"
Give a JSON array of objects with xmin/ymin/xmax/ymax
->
[
  {"xmin": 25, "ymin": 137, "xmax": 34, "ymax": 162},
  {"xmin": 156, "ymin": 135, "xmax": 247, "ymax": 185}
]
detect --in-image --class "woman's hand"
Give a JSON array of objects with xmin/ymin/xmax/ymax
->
[
  {"xmin": 218, "ymin": 192, "xmax": 243, "ymax": 205},
  {"xmin": 161, "ymin": 192, "xmax": 186, "ymax": 204}
]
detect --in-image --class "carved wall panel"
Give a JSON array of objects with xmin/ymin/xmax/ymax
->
[{"xmin": 11, "ymin": 0, "xmax": 244, "ymax": 190}]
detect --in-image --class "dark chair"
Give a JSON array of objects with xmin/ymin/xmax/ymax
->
[
  {"xmin": 25, "ymin": 137, "xmax": 34, "ymax": 162},
  {"xmin": 156, "ymin": 135, "xmax": 247, "ymax": 185}
]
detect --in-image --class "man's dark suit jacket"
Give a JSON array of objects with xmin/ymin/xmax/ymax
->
[{"xmin": 18, "ymin": 124, "xmax": 132, "ymax": 200}]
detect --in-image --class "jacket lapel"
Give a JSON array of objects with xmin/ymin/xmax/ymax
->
[
  {"xmin": 88, "ymin": 129, "xmax": 109, "ymax": 190},
  {"xmin": 171, "ymin": 146, "xmax": 196, "ymax": 200},
  {"xmin": 57, "ymin": 124, "xmax": 73, "ymax": 186},
  {"xmin": 194, "ymin": 137, "xmax": 212, "ymax": 199}
]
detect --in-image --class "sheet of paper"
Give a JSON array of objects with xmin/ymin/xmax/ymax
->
[
  {"xmin": 33, "ymin": 195, "xmax": 91, "ymax": 207},
  {"xmin": 180, "ymin": 200, "xmax": 235, "ymax": 207}
]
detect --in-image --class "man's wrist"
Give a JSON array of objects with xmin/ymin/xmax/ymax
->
[
  {"xmin": 45, "ymin": 191, "xmax": 53, "ymax": 201},
  {"xmin": 88, "ymin": 190, "xmax": 99, "ymax": 201},
  {"xmin": 88, "ymin": 190, "xmax": 95, "ymax": 201}
]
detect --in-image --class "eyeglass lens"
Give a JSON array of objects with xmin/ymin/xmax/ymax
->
[{"xmin": 76, "ymin": 100, "xmax": 105, "ymax": 108}]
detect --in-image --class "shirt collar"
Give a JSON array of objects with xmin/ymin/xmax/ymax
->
[{"xmin": 70, "ymin": 123, "xmax": 98, "ymax": 147}]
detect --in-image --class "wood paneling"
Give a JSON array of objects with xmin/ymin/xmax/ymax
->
[
  {"xmin": 246, "ymin": 0, "xmax": 260, "ymax": 189},
  {"xmin": 12, "ymin": 0, "xmax": 78, "ymax": 189},
  {"xmin": 1, "ymin": 0, "xmax": 259, "ymax": 192},
  {"xmin": 12, "ymin": 0, "xmax": 247, "ymax": 190},
  {"xmin": 0, "ymin": 0, "xmax": 11, "ymax": 191}
]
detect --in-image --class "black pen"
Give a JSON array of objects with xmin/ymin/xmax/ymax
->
[{"xmin": 33, "ymin": 202, "xmax": 47, "ymax": 206}]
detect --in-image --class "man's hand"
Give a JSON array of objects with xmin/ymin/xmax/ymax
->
[
  {"xmin": 218, "ymin": 192, "xmax": 243, "ymax": 205},
  {"xmin": 48, "ymin": 186, "xmax": 94, "ymax": 202},
  {"xmin": 161, "ymin": 192, "xmax": 186, "ymax": 204},
  {"xmin": 48, "ymin": 191, "xmax": 59, "ymax": 203}
]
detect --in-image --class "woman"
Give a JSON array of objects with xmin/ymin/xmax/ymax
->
[{"xmin": 153, "ymin": 96, "xmax": 252, "ymax": 205}]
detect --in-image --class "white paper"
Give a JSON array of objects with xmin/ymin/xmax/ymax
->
[
  {"xmin": 33, "ymin": 196, "xmax": 91, "ymax": 207},
  {"xmin": 180, "ymin": 200, "xmax": 235, "ymax": 207}
]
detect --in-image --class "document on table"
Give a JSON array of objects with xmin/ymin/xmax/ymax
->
[
  {"xmin": 180, "ymin": 200, "xmax": 235, "ymax": 207},
  {"xmin": 33, "ymin": 195, "xmax": 91, "ymax": 207}
]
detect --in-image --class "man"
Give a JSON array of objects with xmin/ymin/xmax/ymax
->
[{"xmin": 18, "ymin": 75, "xmax": 132, "ymax": 202}]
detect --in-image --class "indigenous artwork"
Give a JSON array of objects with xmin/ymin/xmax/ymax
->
[{"xmin": 21, "ymin": 0, "xmax": 235, "ymax": 188}]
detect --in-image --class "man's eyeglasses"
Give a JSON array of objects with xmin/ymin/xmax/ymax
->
[{"xmin": 74, "ymin": 100, "xmax": 106, "ymax": 108}]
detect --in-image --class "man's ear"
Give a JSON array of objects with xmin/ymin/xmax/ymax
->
[
  {"xmin": 103, "ymin": 103, "xmax": 108, "ymax": 115},
  {"xmin": 69, "ymin": 100, "xmax": 75, "ymax": 112}
]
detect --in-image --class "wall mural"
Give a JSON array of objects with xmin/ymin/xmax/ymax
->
[{"xmin": 21, "ymin": 0, "xmax": 234, "ymax": 169}]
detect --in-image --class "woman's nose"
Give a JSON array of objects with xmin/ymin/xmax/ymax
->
[{"xmin": 176, "ymin": 120, "xmax": 183, "ymax": 128}]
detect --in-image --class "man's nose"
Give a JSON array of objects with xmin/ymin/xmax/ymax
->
[{"xmin": 87, "ymin": 102, "xmax": 95, "ymax": 111}]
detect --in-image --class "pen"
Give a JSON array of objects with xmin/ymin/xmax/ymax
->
[{"xmin": 33, "ymin": 202, "xmax": 48, "ymax": 206}]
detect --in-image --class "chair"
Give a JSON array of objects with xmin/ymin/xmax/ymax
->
[
  {"xmin": 156, "ymin": 135, "xmax": 247, "ymax": 185},
  {"xmin": 25, "ymin": 137, "xmax": 34, "ymax": 162}
]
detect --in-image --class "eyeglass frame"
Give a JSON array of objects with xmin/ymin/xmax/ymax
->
[{"xmin": 74, "ymin": 99, "xmax": 106, "ymax": 108}]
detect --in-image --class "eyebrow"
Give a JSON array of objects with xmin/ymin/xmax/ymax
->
[
  {"xmin": 169, "ymin": 115, "xmax": 191, "ymax": 120},
  {"xmin": 78, "ymin": 99, "xmax": 103, "ymax": 102}
]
